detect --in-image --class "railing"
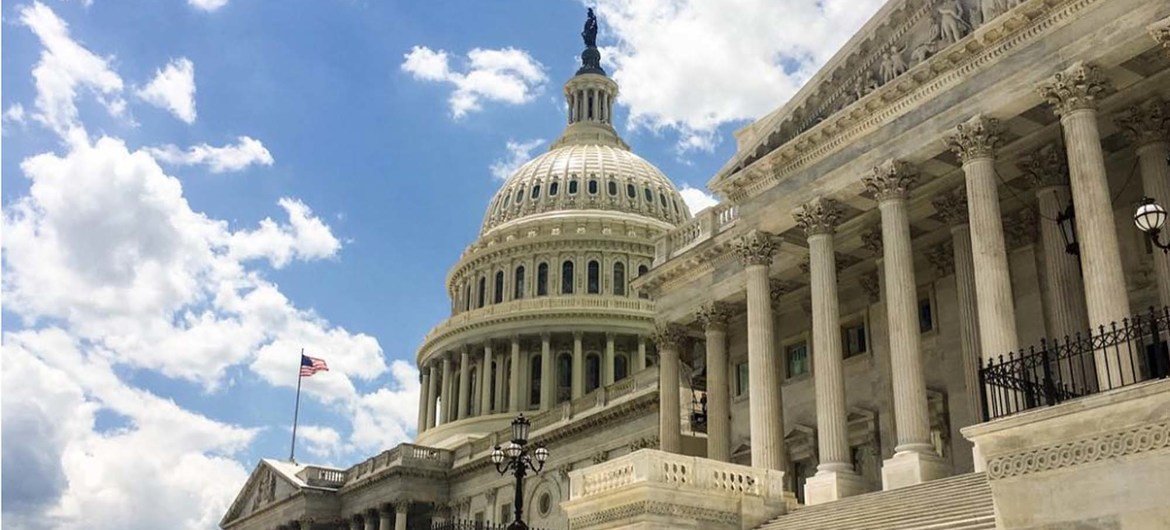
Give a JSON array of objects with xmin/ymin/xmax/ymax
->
[
  {"xmin": 343, "ymin": 443, "xmax": 454, "ymax": 484},
  {"xmin": 654, "ymin": 202, "xmax": 738, "ymax": 264},
  {"xmin": 979, "ymin": 306, "xmax": 1170, "ymax": 421},
  {"xmin": 298, "ymin": 466, "xmax": 346, "ymax": 488},
  {"xmin": 431, "ymin": 520, "xmax": 547, "ymax": 530},
  {"xmin": 569, "ymin": 449, "xmax": 785, "ymax": 501}
]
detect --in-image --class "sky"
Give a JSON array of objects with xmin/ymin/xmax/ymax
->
[{"xmin": 0, "ymin": 0, "xmax": 883, "ymax": 528}]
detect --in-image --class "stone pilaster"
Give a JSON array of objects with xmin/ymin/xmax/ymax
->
[
  {"xmin": 636, "ymin": 337, "xmax": 647, "ymax": 372},
  {"xmin": 794, "ymin": 198, "xmax": 869, "ymax": 503},
  {"xmin": 696, "ymin": 302, "xmax": 734, "ymax": 462},
  {"xmin": 864, "ymin": 160, "xmax": 949, "ymax": 489},
  {"xmin": 651, "ymin": 324, "xmax": 687, "ymax": 454},
  {"xmin": 732, "ymin": 230, "xmax": 787, "ymax": 473},
  {"xmin": 540, "ymin": 333, "xmax": 554, "ymax": 409},
  {"xmin": 1018, "ymin": 144, "xmax": 1090, "ymax": 340},
  {"xmin": 1116, "ymin": 98, "xmax": 1170, "ymax": 309},
  {"xmin": 932, "ymin": 189, "xmax": 984, "ymax": 423},
  {"xmin": 509, "ymin": 336, "xmax": 522, "ymax": 412},
  {"xmin": 480, "ymin": 342, "xmax": 493, "ymax": 416},
  {"xmin": 440, "ymin": 354, "xmax": 453, "ymax": 424},
  {"xmin": 457, "ymin": 347, "xmax": 471, "ymax": 420},
  {"xmin": 1040, "ymin": 62, "xmax": 1133, "ymax": 387}
]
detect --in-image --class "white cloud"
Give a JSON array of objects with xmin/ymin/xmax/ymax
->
[
  {"xmin": 296, "ymin": 425, "xmax": 343, "ymax": 460},
  {"xmin": 402, "ymin": 45, "xmax": 547, "ymax": 118},
  {"xmin": 489, "ymin": 138, "xmax": 543, "ymax": 181},
  {"xmin": 592, "ymin": 0, "xmax": 884, "ymax": 152},
  {"xmin": 4, "ymin": 103, "xmax": 28, "ymax": 125},
  {"xmin": 147, "ymin": 136, "xmax": 274, "ymax": 173},
  {"xmin": 18, "ymin": 1, "xmax": 125, "ymax": 137},
  {"xmin": 228, "ymin": 198, "xmax": 342, "ymax": 268},
  {"xmin": 188, "ymin": 0, "xmax": 229, "ymax": 12},
  {"xmin": 348, "ymin": 361, "xmax": 421, "ymax": 452},
  {"xmin": 678, "ymin": 185, "xmax": 718, "ymax": 214},
  {"xmin": 137, "ymin": 58, "xmax": 197, "ymax": 123}
]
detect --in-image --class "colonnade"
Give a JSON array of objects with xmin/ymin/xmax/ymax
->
[{"xmin": 272, "ymin": 501, "xmax": 411, "ymax": 530}]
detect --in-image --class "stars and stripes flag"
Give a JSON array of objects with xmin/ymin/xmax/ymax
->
[{"xmin": 299, "ymin": 354, "xmax": 329, "ymax": 377}]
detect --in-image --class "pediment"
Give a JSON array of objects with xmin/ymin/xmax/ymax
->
[{"xmin": 220, "ymin": 460, "xmax": 300, "ymax": 526}]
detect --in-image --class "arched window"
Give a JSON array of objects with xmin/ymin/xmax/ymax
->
[
  {"xmin": 587, "ymin": 260, "xmax": 600, "ymax": 294},
  {"xmin": 478, "ymin": 276, "xmax": 487, "ymax": 308},
  {"xmin": 613, "ymin": 262, "xmax": 626, "ymax": 296},
  {"xmin": 638, "ymin": 265, "xmax": 649, "ymax": 299},
  {"xmin": 514, "ymin": 266, "xmax": 525, "ymax": 300},
  {"xmin": 568, "ymin": 178, "xmax": 579, "ymax": 195},
  {"xmin": 644, "ymin": 187, "xmax": 653, "ymax": 202},
  {"xmin": 659, "ymin": 192, "xmax": 667, "ymax": 207},
  {"xmin": 549, "ymin": 181, "xmax": 559, "ymax": 196},
  {"xmin": 562, "ymin": 260, "xmax": 575, "ymax": 294},
  {"xmin": 588, "ymin": 179, "xmax": 598, "ymax": 195},
  {"xmin": 585, "ymin": 353, "xmax": 601, "ymax": 392},
  {"xmin": 627, "ymin": 183, "xmax": 636, "ymax": 198},
  {"xmin": 529, "ymin": 355, "xmax": 542, "ymax": 405},
  {"xmin": 537, "ymin": 263, "xmax": 549, "ymax": 296},
  {"xmin": 503, "ymin": 193, "xmax": 511, "ymax": 207},
  {"xmin": 531, "ymin": 185, "xmax": 541, "ymax": 199},
  {"xmin": 607, "ymin": 181, "xmax": 617, "ymax": 196},
  {"xmin": 464, "ymin": 284, "xmax": 471, "ymax": 311},
  {"xmin": 614, "ymin": 354, "xmax": 629, "ymax": 381},
  {"xmin": 557, "ymin": 354, "xmax": 572, "ymax": 403},
  {"xmin": 468, "ymin": 366, "xmax": 478, "ymax": 415},
  {"xmin": 516, "ymin": 189, "xmax": 524, "ymax": 203},
  {"xmin": 493, "ymin": 270, "xmax": 503, "ymax": 304}
]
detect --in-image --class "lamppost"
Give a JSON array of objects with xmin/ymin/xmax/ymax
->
[
  {"xmin": 491, "ymin": 415, "xmax": 549, "ymax": 530},
  {"xmin": 1134, "ymin": 196, "xmax": 1170, "ymax": 252}
]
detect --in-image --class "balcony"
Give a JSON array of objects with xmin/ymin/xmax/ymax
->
[{"xmin": 653, "ymin": 202, "xmax": 738, "ymax": 265}]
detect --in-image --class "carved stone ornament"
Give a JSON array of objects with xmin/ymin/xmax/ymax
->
[
  {"xmin": 931, "ymin": 188, "xmax": 969, "ymax": 227},
  {"xmin": 926, "ymin": 242, "xmax": 955, "ymax": 276},
  {"xmin": 695, "ymin": 302, "xmax": 734, "ymax": 331},
  {"xmin": 1004, "ymin": 207, "xmax": 1038, "ymax": 249},
  {"xmin": 591, "ymin": 451, "xmax": 609, "ymax": 465},
  {"xmin": 1016, "ymin": 144, "xmax": 1069, "ymax": 189},
  {"xmin": 1037, "ymin": 61, "xmax": 1112, "ymax": 116},
  {"xmin": 1150, "ymin": 18, "xmax": 1170, "ymax": 56},
  {"xmin": 629, "ymin": 435, "xmax": 659, "ymax": 451},
  {"xmin": 1114, "ymin": 98, "xmax": 1169, "ymax": 148},
  {"xmin": 937, "ymin": 0, "xmax": 971, "ymax": 45},
  {"xmin": 860, "ymin": 225, "xmax": 883, "ymax": 255},
  {"xmin": 649, "ymin": 324, "xmax": 687, "ymax": 350},
  {"xmin": 945, "ymin": 114, "xmax": 1004, "ymax": 164},
  {"xmin": 863, "ymin": 159, "xmax": 918, "ymax": 202},
  {"xmin": 859, "ymin": 270, "xmax": 881, "ymax": 304},
  {"xmin": 732, "ymin": 230, "xmax": 779, "ymax": 267},
  {"xmin": 769, "ymin": 279, "xmax": 801, "ymax": 303},
  {"xmin": 793, "ymin": 197, "xmax": 844, "ymax": 237}
]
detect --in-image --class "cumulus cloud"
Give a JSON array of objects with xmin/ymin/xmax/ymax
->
[
  {"xmin": 147, "ymin": 136, "xmax": 274, "ymax": 173},
  {"xmin": 137, "ymin": 58, "xmax": 197, "ymax": 123},
  {"xmin": 188, "ymin": 0, "xmax": 229, "ymax": 12},
  {"xmin": 4, "ymin": 103, "xmax": 28, "ymax": 126},
  {"xmin": 402, "ymin": 45, "xmax": 547, "ymax": 118},
  {"xmin": 678, "ymin": 185, "xmax": 718, "ymax": 214},
  {"xmin": 489, "ymin": 138, "xmax": 543, "ymax": 181},
  {"xmin": 229, "ymin": 198, "xmax": 342, "ymax": 267},
  {"xmin": 592, "ymin": 0, "xmax": 884, "ymax": 152}
]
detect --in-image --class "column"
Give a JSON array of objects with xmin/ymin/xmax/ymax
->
[
  {"xmin": 426, "ymin": 363, "xmax": 439, "ymax": 429},
  {"xmin": 365, "ymin": 510, "xmax": 377, "ymax": 530},
  {"xmin": 457, "ymin": 347, "xmax": 471, "ymax": 420},
  {"xmin": 636, "ymin": 337, "xmax": 647, "ymax": 372},
  {"xmin": 417, "ymin": 369, "xmax": 430, "ymax": 433},
  {"xmin": 440, "ymin": 354, "xmax": 453, "ymax": 425},
  {"xmin": 540, "ymin": 333, "xmax": 554, "ymax": 409},
  {"xmin": 863, "ymin": 160, "xmax": 949, "ymax": 489},
  {"xmin": 509, "ymin": 336, "xmax": 522, "ymax": 412},
  {"xmin": 571, "ymin": 332, "xmax": 584, "ymax": 399},
  {"xmin": 731, "ymin": 230, "xmax": 787, "ymax": 472},
  {"xmin": 1039, "ymin": 62, "xmax": 1133, "ymax": 387},
  {"xmin": 1018, "ymin": 144, "xmax": 1090, "ymax": 339},
  {"xmin": 495, "ymin": 350, "xmax": 507, "ymax": 412},
  {"xmin": 932, "ymin": 190, "xmax": 985, "ymax": 422},
  {"xmin": 394, "ymin": 501, "xmax": 409, "ymax": 530},
  {"xmin": 379, "ymin": 506, "xmax": 392, "ymax": 530},
  {"xmin": 651, "ymin": 324, "xmax": 686, "ymax": 453},
  {"xmin": 794, "ymin": 198, "xmax": 870, "ymax": 503},
  {"xmin": 480, "ymin": 342, "xmax": 494, "ymax": 415},
  {"xmin": 1116, "ymin": 98, "xmax": 1170, "ymax": 308},
  {"xmin": 603, "ymin": 333, "xmax": 616, "ymax": 386},
  {"xmin": 696, "ymin": 303, "xmax": 733, "ymax": 462}
]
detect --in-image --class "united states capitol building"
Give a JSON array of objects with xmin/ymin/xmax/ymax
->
[{"xmin": 222, "ymin": 0, "xmax": 1170, "ymax": 529}]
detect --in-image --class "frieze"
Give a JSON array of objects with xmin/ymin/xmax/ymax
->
[
  {"xmin": 986, "ymin": 420, "xmax": 1170, "ymax": 480},
  {"xmin": 568, "ymin": 500, "xmax": 739, "ymax": 529}
]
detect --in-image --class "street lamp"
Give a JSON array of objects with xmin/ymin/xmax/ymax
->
[
  {"xmin": 491, "ymin": 415, "xmax": 549, "ymax": 530},
  {"xmin": 1055, "ymin": 203, "xmax": 1080, "ymax": 256},
  {"xmin": 1134, "ymin": 196, "xmax": 1170, "ymax": 253}
]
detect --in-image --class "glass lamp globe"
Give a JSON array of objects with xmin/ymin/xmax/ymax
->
[
  {"xmin": 511, "ymin": 415, "xmax": 531, "ymax": 444},
  {"xmin": 491, "ymin": 446, "xmax": 505, "ymax": 465},
  {"xmin": 534, "ymin": 445, "xmax": 550, "ymax": 463},
  {"xmin": 504, "ymin": 441, "xmax": 522, "ymax": 459},
  {"xmin": 1134, "ymin": 197, "xmax": 1167, "ymax": 233}
]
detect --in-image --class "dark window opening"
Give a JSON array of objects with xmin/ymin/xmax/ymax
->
[
  {"xmin": 843, "ymin": 323, "xmax": 867, "ymax": 358},
  {"xmin": 514, "ymin": 266, "xmax": 526, "ymax": 300},
  {"xmin": 531, "ymin": 185, "xmax": 540, "ymax": 199},
  {"xmin": 613, "ymin": 262, "xmax": 626, "ymax": 296},
  {"xmin": 587, "ymin": 260, "xmax": 600, "ymax": 294},
  {"xmin": 786, "ymin": 342, "xmax": 809, "ymax": 378},
  {"xmin": 562, "ymin": 260, "xmax": 575, "ymax": 294},
  {"xmin": 608, "ymin": 181, "xmax": 618, "ymax": 196},
  {"xmin": 493, "ymin": 271, "xmax": 504, "ymax": 304},
  {"xmin": 627, "ymin": 183, "xmax": 637, "ymax": 198},
  {"xmin": 919, "ymin": 297, "xmax": 934, "ymax": 333},
  {"xmin": 537, "ymin": 263, "xmax": 549, "ymax": 296},
  {"xmin": 569, "ymin": 179, "xmax": 579, "ymax": 195},
  {"xmin": 550, "ymin": 181, "xmax": 559, "ymax": 196},
  {"xmin": 477, "ymin": 276, "xmax": 486, "ymax": 308},
  {"xmin": 585, "ymin": 354, "xmax": 601, "ymax": 392},
  {"xmin": 588, "ymin": 179, "xmax": 598, "ymax": 195},
  {"xmin": 644, "ymin": 187, "xmax": 653, "ymax": 202}
]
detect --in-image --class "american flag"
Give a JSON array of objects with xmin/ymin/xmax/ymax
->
[{"xmin": 300, "ymin": 354, "xmax": 329, "ymax": 377}]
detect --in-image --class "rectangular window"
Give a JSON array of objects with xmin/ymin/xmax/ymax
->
[
  {"xmin": 842, "ymin": 323, "xmax": 867, "ymax": 358},
  {"xmin": 786, "ymin": 342, "xmax": 809, "ymax": 379},
  {"xmin": 735, "ymin": 362, "xmax": 749, "ymax": 396},
  {"xmin": 501, "ymin": 504, "xmax": 512, "ymax": 523},
  {"xmin": 919, "ymin": 297, "xmax": 934, "ymax": 333}
]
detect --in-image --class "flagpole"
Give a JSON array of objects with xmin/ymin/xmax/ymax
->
[{"xmin": 289, "ymin": 348, "xmax": 304, "ymax": 463}]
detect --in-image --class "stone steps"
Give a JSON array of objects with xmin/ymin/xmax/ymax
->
[{"xmin": 757, "ymin": 472, "xmax": 996, "ymax": 530}]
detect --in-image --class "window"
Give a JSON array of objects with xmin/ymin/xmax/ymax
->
[
  {"xmin": 538, "ymin": 492, "xmax": 552, "ymax": 516},
  {"xmin": 568, "ymin": 178, "xmax": 579, "ymax": 195},
  {"xmin": 638, "ymin": 265, "xmax": 650, "ymax": 299},
  {"xmin": 477, "ymin": 276, "xmax": 486, "ymax": 308},
  {"xmin": 919, "ymin": 297, "xmax": 934, "ymax": 333},
  {"xmin": 494, "ymin": 271, "xmax": 504, "ymax": 304},
  {"xmin": 843, "ymin": 322, "xmax": 868, "ymax": 358},
  {"xmin": 502, "ymin": 504, "xmax": 512, "ymax": 523},
  {"xmin": 562, "ymin": 260, "xmax": 575, "ymax": 294},
  {"xmin": 588, "ymin": 179, "xmax": 598, "ymax": 195},
  {"xmin": 537, "ymin": 263, "xmax": 549, "ymax": 296},
  {"xmin": 786, "ymin": 342, "xmax": 809, "ymax": 378},
  {"xmin": 644, "ymin": 187, "xmax": 653, "ymax": 202},
  {"xmin": 514, "ymin": 266, "xmax": 525, "ymax": 300},
  {"xmin": 503, "ymin": 194, "xmax": 511, "ymax": 207},
  {"xmin": 613, "ymin": 262, "xmax": 626, "ymax": 296},
  {"xmin": 736, "ymin": 362, "xmax": 749, "ymax": 396},
  {"xmin": 659, "ymin": 192, "xmax": 667, "ymax": 207},
  {"xmin": 530, "ymin": 355, "xmax": 542, "ymax": 405},
  {"xmin": 673, "ymin": 199, "xmax": 680, "ymax": 214},
  {"xmin": 627, "ymin": 183, "xmax": 636, "ymax": 198},
  {"xmin": 550, "ymin": 181, "xmax": 559, "ymax": 196},
  {"xmin": 585, "ymin": 354, "xmax": 601, "ymax": 392},
  {"xmin": 464, "ymin": 284, "xmax": 471, "ymax": 311},
  {"xmin": 516, "ymin": 189, "xmax": 524, "ymax": 203},
  {"xmin": 587, "ymin": 260, "xmax": 600, "ymax": 294},
  {"xmin": 531, "ymin": 184, "xmax": 541, "ymax": 199},
  {"xmin": 608, "ymin": 180, "xmax": 618, "ymax": 196},
  {"xmin": 557, "ymin": 354, "xmax": 572, "ymax": 389},
  {"xmin": 614, "ymin": 354, "xmax": 628, "ymax": 381}
]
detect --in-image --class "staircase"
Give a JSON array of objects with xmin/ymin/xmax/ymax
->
[{"xmin": 756, "ymin": 472, "xmax": 996, "ymax": 530}]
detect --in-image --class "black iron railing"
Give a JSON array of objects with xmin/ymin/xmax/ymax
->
[
  {"xmin": 431, "ymin": 521, "xmax": 546, "ymax": 530},
  {"xmin": 979, "ymin": 306, "xmax": 1170, "ymax": 421}
]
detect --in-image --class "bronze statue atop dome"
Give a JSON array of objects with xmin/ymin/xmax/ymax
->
[
  {"xmin": 577, "ymin": 8, "xmax": 605, "ymax": 76},
  {"xmin": 582, "ymin": 8, "xmax": 598, "ymax": 48}
]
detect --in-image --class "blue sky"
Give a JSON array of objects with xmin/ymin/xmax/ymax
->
[{"xmin": 1, "ymin": 1, "xmax": 881, "ymax": 528}]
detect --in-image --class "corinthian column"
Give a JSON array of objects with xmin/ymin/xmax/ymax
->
[
  {"xmin": 696, "ymin": 302, "xmax": 733, "ymax": 462},
  {"xmin": 1039, "ymin": 62, "xmax": 1133, "ymax": 387},
  {"xmin": 426, "ymin": 362, "xmax": 439, "ymax": 429},
  {"xmin": 440, "ymin": 354, "xmax": 453, "ymax": 424},
  {"xmin": 1017, "ymin": 144, "xmax": 1090, "ymax": 338},
  {"xmin": 863, "ymin": 160, "xmax": 949, "ymax": 489},
  {"xmin": 540, "ymin": 333, "xmax": 554, "ymax": 409},
  {"xmin": 480, "ymin": 342, "xmax": 494, "ymax": 415},
  {"xmin": 1116, "ymin": 98, "xmax": 1170, "ymax": 308},
  {"xmin": 457, "ymin": 347, "xmax": 471, "ymax": 420},
  {"xmin": 509, "ymin": 336, "xmax": 522, "ymax": 412},
  {"xmin": 932, "ymin": 190, "xmax": 984, "ymax": 421},
  {"xmin": 604, "ymin": 333, "xmax": 616, "ymax": 386},
  {"xmin": 794, "ymin": 198, "xmax": 869, "ymax": 504},
  {"xmin": 417, "ymin": 370, "xmax": 429, "ymax": 433},
  {"xmin": 394, "ymin": 501, "xmax": 410, "ymax": 530},
  {"xmin": 945, "ymin": 115, "xmax": 1019, "ymax": 363},
  {"xmin": 732, "ymin": 230, "xmax": 787, "ymax": 472},
  {"xmin": 652, "ymin": 324, "xmax": 686, "ymax": 454},
  {"xmin": 571, "ymin": 332, "xmax": 584, "ymax": 399}
]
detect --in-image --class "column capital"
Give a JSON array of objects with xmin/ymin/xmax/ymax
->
[
  {"xmin": 931, "ymin": 188, "xmax": 969, "ymax": 226},
  {"xmin": 945, "ymin": 114, "xmax": 1004, "ymax": 164},
  {"xmin": 1150, "ymin": 17, "xmax": 1170, "ymax": 56},
  {"xmin": 732, "ymin": 230, "xmax": 778, "ymax": 267},
  {"xmin": 863, "ymin": 159, "xmax": 918, "ymax": 201},
  {"xmin": 859, "ymin": 270, "xmax": 881, "ymax": 304},
  {"xmin": 793, "ymin": 197, "xmax": 844, "ymax": 237},
  {"xmin": 1038, "ymin": 61, "xmax": 1111, "ymax": 116},
  {"xmin": 926, "ymin": 242, "xmax": 955, "ymax": 276},
  {"xmin": 695, "ymin": 302, "xmax": 734, "ymax": 331},
  {"xmin": 1016, "ymin": 143, "xmax": 1069, "ymax": 189},
  {"xmin": 860, "ymin": 225, "xmax": 883, "ymax": 255},
  {"xmin": 649, "ymin": 324, "xmax": 687, "ymax": 350},
  {"xmin": 540, "ymin": 331, "xmax": 551, "ymax": 342},
  {"xmin": 769, "ymin": 279, "xmax": 801, "ymax": 303},
  {"xmin": 393, "ymin": 499, "xmax": 411, "ymax": 512},
  {"xmin": 1114, "ymin": 98, "xmax": 1169, "ymax": 149}
]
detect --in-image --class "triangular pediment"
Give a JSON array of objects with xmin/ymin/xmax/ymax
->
[{"xmin": 220, "ymin": 459, "xmax": 301, "ymax": 526}]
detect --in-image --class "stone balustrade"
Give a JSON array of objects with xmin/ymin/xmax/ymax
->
[
  {"xmin": 298, "ymin": 465, "xmax": 347, "ymax": 488},
  {"xmin": 342, "ymin": 443, "xmax": 453, "ymax": 486},
  {"xmin": 570, "ymin": 449, "xmax": 784, "ymax": 500},
  {"xmin": 654, "ymin": 203, "xmax": 738, "ymax": 265}
]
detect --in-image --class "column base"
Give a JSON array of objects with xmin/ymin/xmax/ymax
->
[
  {"xmin": 804, "ymin": 469, "xmax": 871, "ymax": 505},
  {"xmin": 881, "ymin": 451, "xmax": 950, "ymax": 491}
]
